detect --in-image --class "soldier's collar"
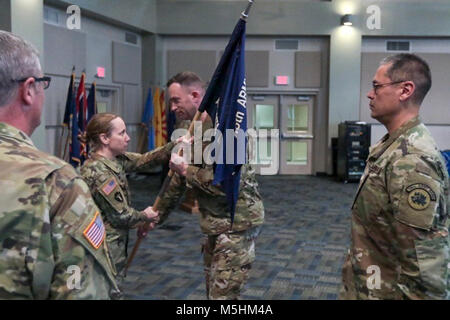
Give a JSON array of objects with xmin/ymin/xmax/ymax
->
[
  {"xmin": 387, "ymin": 116, "xmax": 421, "ymax": 142},
  {"xmin": 91, "ymin": 153, "xmax": 121, "ymax": 173},
  {"xmin": 0, "ymin": 122, "xmax": 35, "ymax": 148},
  {"xmin": 369, "ymin": 116, "xmax": 421, "ymax": 161}
]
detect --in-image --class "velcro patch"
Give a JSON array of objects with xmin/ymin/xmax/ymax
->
[
  {"xmin": 83, "ymin": 211, "xmax": 105, "ymax": 250},
  {"xmin": 114, "ymin": 191, "xmax": 124, "ymax": 203},
  {"xmin": 406, "ymin": 184, "xmax": 436, "ymax": 211},
  {"xmin": 101, "ymin": 178, "xmax": 117, "ymax": 196}
]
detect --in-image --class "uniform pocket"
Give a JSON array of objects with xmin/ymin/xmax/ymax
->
[
  {"xmin": 212, "ymin": 232, "xmax": 255, "ymax": 271},
  {"xmin": 414, "ymin": 237, "xmax": 450, "ymax": 298}
]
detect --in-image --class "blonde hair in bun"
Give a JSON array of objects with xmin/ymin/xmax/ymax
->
[{"xmin": 85, "ymin": 113, "xmax": 119, "ymax": 152}]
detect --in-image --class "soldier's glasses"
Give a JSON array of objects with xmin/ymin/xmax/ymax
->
[
  {"xmin": 372, "ymin": 80, "xmax": 406, "ymax": 94},
  {"xmin": 12, "ymin": 76, "xmax": 52, "ymax": 90}
]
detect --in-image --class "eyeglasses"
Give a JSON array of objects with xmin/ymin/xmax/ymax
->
[
  {"xmin": 372, "ymin": 80, "xmax": 406, "ymax": 94},
  {"xmin": 12, "ymin": 76, "xmax": 52, "ymax": 90}
]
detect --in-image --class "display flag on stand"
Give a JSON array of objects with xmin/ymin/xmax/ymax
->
[
  {"xmin": 197, "ymin": 7, "xmax": 249, "ymax": 227},
  {"xmin": 76, "ymin": 72, "xmax": 88, "ymax": 132},
  {"xmin": 142, "ymin": 88, "xmax": 155, "ymax": 151},
  {"xmin": 76, "ymin": 72, "xmax": 88, "ymax": 164},
  {"xmin": 87, "ymin": 82, "xmax": 97, "ymax": 124},
  {"xmin": 61, "ymin": 69, "xmax": 75, "ymax": 160},
  {"xmin": 63, "ymin": 71, "xmax": 75, "ymax": 129},
  {"xmin": 69, "ymin": 85, "xmax": 81, "ymax": 168}
]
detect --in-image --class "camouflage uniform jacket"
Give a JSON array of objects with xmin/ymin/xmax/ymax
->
[
  {"xmin": 341, "ymin": 116, "xmax": 450, "ymax": 300},
  {"xmin": 80, "ymin": 144, "xmax": 174, "ymax": 268},
  {"xmin": 0, "ymin": 122, "xmax": 120, "ymax": 299},
  {"xmin": 158, "ymin": 118, "xmax": 265, "ymax": 235}
]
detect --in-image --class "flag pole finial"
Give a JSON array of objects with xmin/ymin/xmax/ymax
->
[{"xmin": 241, "ymin": 0, "xmax": 254, "ymax": 21}]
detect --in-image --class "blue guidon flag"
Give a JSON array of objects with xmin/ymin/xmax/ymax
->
[
  {"xmin": 69, "ymin": 82, "xmax": 81, "ymax": 168},
  {"xmin": 198, "ymin": 17, "xmax": 247, "ymax": 228}
]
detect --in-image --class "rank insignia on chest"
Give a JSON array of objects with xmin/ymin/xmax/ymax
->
[
  {"xmin": 101, "ymin": 178, "xmax": 117, "ymax": 195},
  {"xmin": 114, "ymin": 191, "xmax": 124, "ymax": 203},
  {"xmin": 83, "ymin": 211, "xmax": 105, "ymax": 249},
  {"xmin": 406, "ymin": 183, "xmax": 436, "ymax": 211}
]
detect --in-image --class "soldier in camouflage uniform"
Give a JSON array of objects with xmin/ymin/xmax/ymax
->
[
  {"xmin": 340, "ymin": 54, "xmax": 450, "ymax": 299},
  {"xmin": 80, "ymin": 113, "xmax": 176, "ymax": 287},
  {"xmin": 0, "ymin": 31, "xmax": 120, "ymax": 299},
  {"xmin": 158, "ymin": 71, "xmax": 264, "ymax": 300}
]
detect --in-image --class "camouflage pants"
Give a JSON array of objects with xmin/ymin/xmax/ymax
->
[
  {"xmin": 202, "ymin": 227, "xmax": 260, "ymax": 300},
  {"xmin": 105, "ymin": 230, "xmax": 128, "ymax": 290},
  {"xmin": 339, "ymin": 253, "xmax": 356, "ymax": 300}
]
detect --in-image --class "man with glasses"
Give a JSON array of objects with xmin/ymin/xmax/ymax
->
[
  {"xmin": 0, "ymin": 30, "xmax": 120, "ymax": 299},
  {"xmin": 340, "ymin": 53, "xmax": 449, "ymax": 299}
]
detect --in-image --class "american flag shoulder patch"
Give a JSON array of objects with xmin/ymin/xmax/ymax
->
[
  {"xmin": 101, "ymin": 178, "xmax": 117, "ymax": 196},
  {"xmin": 83, "ymin": 211, "xmax": 105, "ymax": 250}
]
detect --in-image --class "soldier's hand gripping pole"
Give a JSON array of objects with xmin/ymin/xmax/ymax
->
[{"xmin": 125, "ymin": 110, "xmax": 203, "ymax": 273}]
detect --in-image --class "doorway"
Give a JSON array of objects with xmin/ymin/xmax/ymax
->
[{"xmin": 247, "ymin": 94, "xmax": 315, "ymax": 175}]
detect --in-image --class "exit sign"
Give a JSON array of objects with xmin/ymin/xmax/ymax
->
[
  {"xmin": 275, "ymin": 75, "xmax": 289, "ymax": 85},
  {"xmin": 96, "ymin": 67, "xmax": 105, "ymax": 78}
]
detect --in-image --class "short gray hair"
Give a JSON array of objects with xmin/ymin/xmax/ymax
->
[
  {"xmin": 381, "ymin": 53, "xmax": 432, "ymax": 105},
  {"xmin": 0, "ymin": 31, "xmax": 41, "ymax": 107}
]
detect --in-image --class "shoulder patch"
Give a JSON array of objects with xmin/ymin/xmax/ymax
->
[
  {"xmin": 114, "ymin": 191, "xmax": 124, "ymax": 203},
  {"xmin": 406, "ymin": 183, "xmax": 437, "ymax": 210},
  {"xmin": 101, "ymin": 178, "xmax": 118, "ymax": 196},
  {"xmin": 83, "ymin": 211, "xmax": 106, "ymax": 249}
]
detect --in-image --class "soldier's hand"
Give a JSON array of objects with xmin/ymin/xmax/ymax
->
[
  {"xmin": 175, "ymin": 135, "xmax": 193, "ymax": 145},
  {"xmin": 137, "ymin": 222, "xmax": 156, "ymax": 238},
  {"xmin": 170, "ymin": 153, "xmax": 188, "ymax": 176},
  {"xmin": 143, "ymin": 206, "xmax": 159, "ymax": 223}
]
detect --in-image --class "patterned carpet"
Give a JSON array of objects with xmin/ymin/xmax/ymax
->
[{"xmin": 122, "ymin": 174, "xmax": 357, "ymax": 300}]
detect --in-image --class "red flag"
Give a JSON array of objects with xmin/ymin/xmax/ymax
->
[
  {"xmin": 76, "ymin": 72, "xmax": 88, "ymax": 163},
  {"xmin": 76, "ymin": 73, "xmax": 88, "ymax": 131}
]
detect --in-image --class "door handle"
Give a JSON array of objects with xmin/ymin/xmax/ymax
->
[{"xmin": 281, "ymin": 134, "xmax": 314, "ymax": 139}]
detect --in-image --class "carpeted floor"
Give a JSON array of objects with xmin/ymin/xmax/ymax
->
[{"xmin": 122, "ymin": 174, "xmax": 357, "ymax": 300}]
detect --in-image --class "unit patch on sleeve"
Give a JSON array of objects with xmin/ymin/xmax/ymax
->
[
  {"xmin": 406, "ymin": 183, "xmax": 436, "ymax": 211},
  {"xmin": 83, "ymin": 211, "xmax": 106, "ymax": 249},
  {"xmin": 114, "ymin": 191, "xmax": 124, "ymax": 203},
  {"xmin": 101, "ymin": 178, "xmax": 117, "ymax": 196}
]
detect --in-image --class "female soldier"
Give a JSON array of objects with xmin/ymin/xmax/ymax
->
[{"xmin": 80, "ymin": 113, "xmax": 175, "ymax": 286}]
